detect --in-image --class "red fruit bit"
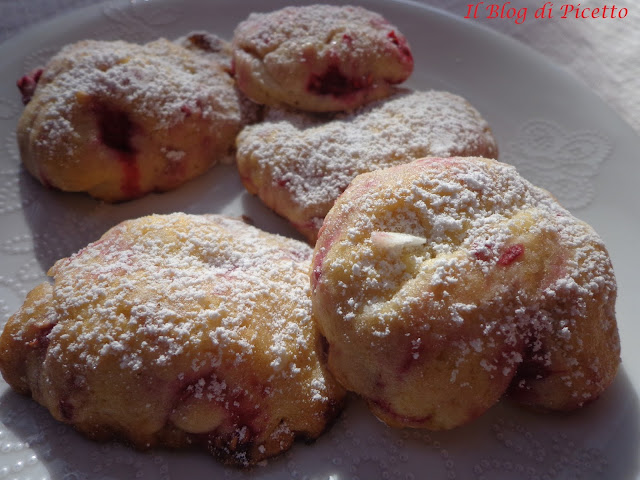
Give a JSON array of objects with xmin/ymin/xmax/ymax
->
[
  {"xmin": 181, "ymin": 105, "xmax": 193, "ymax": 117},
  {"xmin": 311, "ymin": 244, "xmax": 330, "ymax": 289},
  {"xmin": 498, "ymin": 244, "xmax": 525, "ymax": 266},
  {"xmin": 119, "ymin": 153, "xmax": 141, "ymax": 199},
  {"xmin": 26, "ymin": 322, "xmax": 55, "ymax": 349},
  {"xmin": 342, "ymin": 33, "xmax": 353, "ymax": 45},
  {"xmin": 312, "ymin": 224, "xmax": 342, "ymax": 289},
  {"xmin": 474, "ymin": 251, "xmax": 490, "ymax": 262},
  {"xmin": 398, "ymin": 339, "xmax": 424, "ymax": 374},
  {"xmin": 59, "ymin": 399, "xmax": 74, "ymax": 421},
  {"xmin": 94, "ymin": 104, "xmax": 136, "ymax": 154},
  {"xmin": 474, "ymin": 250, "xmax": 490, "ymax": 262},
  {"xmin": 92, "ymin": 103, "xmax": 141, "ymax": 198},
  {"xmin": 472, "ymin": 242, "xmax": 493, "ymax": 262},
  {"xmin": 311, "ymin": 254, "xmax": 325, "ymax": 288},
  {"xmin": 307, "ymin": 64, "xmax": 367, "ymax": 97},
  {"xmin": 17, "ymin": 68, "xmax": 43, "ymax": 105},
  {"xmin": 387, "ymin": 30, "xmax": 413, "ymax": 62},
  {"xmin": 38, "ymin": 168, "xmax": 53, "ymax": 189}
]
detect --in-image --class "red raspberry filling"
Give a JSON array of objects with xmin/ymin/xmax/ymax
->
[
  {"xmin": 17, "ymin": 68, "xmax": 44, "ymax": 105},
  {"xmin": 498, "ymin": 244, "xmax": 525, "ymax": 266},
  {"xmin": 94, "ymin": 104, "xmax": 136, "ymax": 154},
  {"xmin": 387, "ymin": 30, "xmax": 413, "ymax": 63},
  {"xmin": 307, "ymin": 64, "xmax": 371, "ymax": 97},
  {"xmin": 92, "ymin": 103, "xmax": 141, "ymax": 199}
]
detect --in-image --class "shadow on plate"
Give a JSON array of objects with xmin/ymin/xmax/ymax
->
[
  {"xmin": 17, "ymin": 162, "xmax": 246, "ymax": 274},
  {"xmin": 0, "ymin": 367, "xmax": 638, "ymax": 480},
  {"xmin": 240, "ymin": 190, "xmax": 308, "ymax": 243}
]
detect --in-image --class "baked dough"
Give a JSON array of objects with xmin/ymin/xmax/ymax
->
[
  {"xmin": 17, "ymin": 38, "xmax": 258, "ymax": 202},
  {"xmin": 232, "ymin": 4, "xmax": 413, "ymax": 112},
  {"xmin": 0, "ymin": 213, "xmax": 345, "ymax": 466},
  {"xmin": 311, "ymin": 157, "xmax": 619, "ymax": 430},
  {"xmin": 237, "ymin": 90, "xmax": 498, "ymax": 243}
]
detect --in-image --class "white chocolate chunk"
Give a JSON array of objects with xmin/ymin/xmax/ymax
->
[{"xmin": 371, "ymin": 231, "xmax": 426, "ymax": 250}]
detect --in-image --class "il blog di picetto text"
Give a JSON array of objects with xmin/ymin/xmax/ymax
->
[{"xmin": 465, "ymin": 2, "xmax": 628, "ymax": 24}]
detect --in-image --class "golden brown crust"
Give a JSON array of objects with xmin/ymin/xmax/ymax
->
[
  {"xmin": 232, "ymin": 5, "xmax": 413, "ymax": 112},
  {"xmin": 0, "ymin": 213, "xmax": 345, "ymax": 466},
  {"xmin": 311, "ymin": 157, "xmax": 619, "ymax": 430},
  {"xmin": 17, "ymin": 38, "xmax": 258, "ymax": 202}
]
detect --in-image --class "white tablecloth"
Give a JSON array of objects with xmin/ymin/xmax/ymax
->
[{"xmin": 1, "ymin": 0, "xmax": 638, "ymax": 134}]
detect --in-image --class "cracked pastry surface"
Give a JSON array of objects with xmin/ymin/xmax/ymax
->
[
  {"xmin": 232, "ymin": 4, "xmax": 413, "ymax": 112},
  {"xmin": 311, "ymin": 157, "xmax": 619, "ymax": 430},
  {"xmin": 0, "ymin": 213, "xmax": 345, "ymax": 466},
  {"xmin": 17, "ymin": 38, "xmax": 258, "ymax": 202},
  {"xmin": 236, "ymin": 90, "xmax": 498, "ymax": 243}
]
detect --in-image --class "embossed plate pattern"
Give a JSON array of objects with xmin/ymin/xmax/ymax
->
[{"xmin": 0, "ymin": 0, "xmax": 639, "ymax": 478}]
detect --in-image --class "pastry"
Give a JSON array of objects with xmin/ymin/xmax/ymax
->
[
  {"xmin": 311, "ymin": 156, "xmax": 619, "ymax": 430},
  {"xmin": 232, "ymin": 4, "xmax": 413, "ymax": 112},
  {"xmin": 17, "ymin": 38, "xmax": 258, "ymax": 202},
  {"xmin": 237, "ymin": 90, "xmax": 498, "ymax": 243},
  {"xmin": 0, "ymin": 213, "xmax": 345, "ymax": 466}
]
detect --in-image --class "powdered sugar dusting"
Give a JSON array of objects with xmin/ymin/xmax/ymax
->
[
  {"xmin": 232, "ymin": 4, "xmax": 413, "ymax": 111},
  {"xmin": 46, "ymin": 214, "xmax": 316, "ymax": 375},
  {"xmin": 17, "ymin": 36, "xmax": 262, "ymax": 201},
  {"xmin": 1, "ymin": 213, "xmax": 344, "ymax": 466},
  {"xmin": 312, "ymin": 157, "xmax": 619, "ymax": 428},
  {"xmin": 237, "ymin": 5, "xmax": 402, "ymax": 60},
  {"xmin": 237, "ymin": 90, "xmax": 497, "ymax": 240},
  {"xmin": 30, "ymin": 38, "xmax": 241, "ymax": 151},
  {"xmin": 320, "ymin": 157, "xmax": 613, "ymax": 334}
]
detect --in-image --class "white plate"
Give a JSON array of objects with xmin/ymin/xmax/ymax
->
[{"xmin": 0, "ymin": 0, "xmax": 639, "ymax": 479}]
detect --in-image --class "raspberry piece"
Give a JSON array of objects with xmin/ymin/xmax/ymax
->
[{"xmin": 17, "ymin": 68, "xmax": 43, "ymax": 105}]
